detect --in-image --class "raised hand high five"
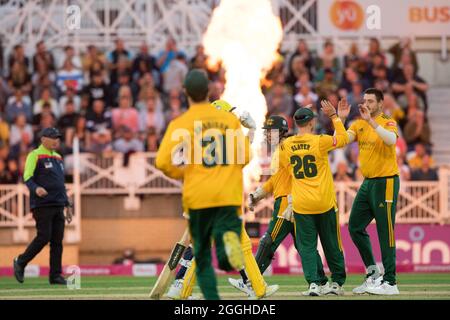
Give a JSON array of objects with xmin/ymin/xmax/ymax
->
[{"xmin": 320, "ymin": 100, "xmax": 337, "ymax": 118}]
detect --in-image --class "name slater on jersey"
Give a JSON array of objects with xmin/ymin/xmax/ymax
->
[{"xmin": 291, "ymin": 143, "xmax": 310, "ymax": 152}]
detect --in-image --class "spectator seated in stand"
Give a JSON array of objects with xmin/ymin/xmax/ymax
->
[
  {"xmin": 111, "ymin": 86, "xmax": 139, "ymax": 134},
  {"xmin": 113, "ymin": 126, "xmax": 144, "ymax": 166},
  {"xmin": 89, "ymin": 127, "xmax": 113, "ymax": 154},
  {"xmin": 0, "ymin": 158, "xmax": 17, "ymax": 184},
  {"xmin": 60, "ymin": 86, "xmax": 81, "ymax": 114},
  {"xmin": 411, "ymin": 154, "xmax": 438, "ymax": 181},
  {"xmin": 403, "ymin": 103, "xmax": 431, "ymax": 150},
  {"xmin": 56, "ymin": 59, "xmax": 84, "ymax": 94},
  {"xmin": 33, "ymin": 87, "xmax": 60, "ymax": 118},
  {"xmin": 5, "ymin": 87, "xmax": 32, "ymax": 123},
  {"xmin": 408, "ymin": 143, "xmax": 435, "ymax": 171}
]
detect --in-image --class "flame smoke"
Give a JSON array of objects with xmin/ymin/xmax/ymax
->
[{"xmin": 203, "ymin": 0, "xmax": 283, "ymax": 188}]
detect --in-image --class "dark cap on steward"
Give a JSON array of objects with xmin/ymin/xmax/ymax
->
[{"xmin": 40, "ymin": 127, "xmax": 62, "ymax": 139}]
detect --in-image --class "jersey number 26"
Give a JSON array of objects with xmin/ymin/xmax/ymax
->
[{"xmin": 290, "ymin": 155, "xmax": 318, "ymax": 179}]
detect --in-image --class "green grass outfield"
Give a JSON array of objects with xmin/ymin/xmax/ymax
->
[{"xmin": 0, "ymin": 273, "xmax": 449, "ymax": 300}]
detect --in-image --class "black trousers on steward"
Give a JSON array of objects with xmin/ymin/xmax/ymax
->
[{"xmin": 17, "ymin": 206, "xmax": 65, "ymax": 279}]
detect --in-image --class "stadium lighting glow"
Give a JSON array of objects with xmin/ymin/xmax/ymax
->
[{"xmin": 203, "ymin": 0, "xmax": 283, "ymax": 189}]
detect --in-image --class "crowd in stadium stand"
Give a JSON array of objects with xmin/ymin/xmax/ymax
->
[{"xmin": 0, "ymin": 37, "xmax": 439, "ymax": 184}]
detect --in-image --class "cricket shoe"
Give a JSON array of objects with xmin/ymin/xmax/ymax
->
[
  {"xmin": 262, "ymin": 284, "xmax": 280, "ymax": 299},
  {"xmin": 13, "ymin": 257, "xmax": 24, "ymax": 284},
  {"xmin": 302, "ymin": 283, "xmax": 321, "ymax": 296},
  {"xmin": 352, "ymin": 275, "xmax": 382, "ymax": 295},
  {"xmin": 321, "ymin": 282, "xmax": 344, "ymax": 295},
  {"xmin": 247, "ymin": 283, "xmax": 280, "ymax": 300},
  {"xmin": 366, "ymin": 281, "xmax": 400, "ymax": 295},
  {"xmin": 166, "ymin": 279, "xmax": 183, "ymax": 300},
  {"xmin": 223, "ymin": 231, "xmax": 245, "ymax": 270},
  {"xmin": 320, "ymin": 282, "xmax": 331, "ymax": 295},
  {"xmin": 49, "ymin": 275, "xmax": 67, "ymax": 285},
  {"xmin": 228, "ymin": 278, "xmax": 254, "ymax": 296},
  {"xmin": 230, "ymin": 279, "xmax": 258, "ymax": 300}
]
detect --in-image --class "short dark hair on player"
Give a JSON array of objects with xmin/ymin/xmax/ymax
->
[
  {"xmin": 189, "ymin": 89, "xmax": 208, "ymax": 102},
  {"xmin": 364, "ymin": 88, "xmax": 384, "ymax": 102}
]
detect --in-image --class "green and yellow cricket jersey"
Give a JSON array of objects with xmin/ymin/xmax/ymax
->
[
  {"xmin": 278, "ymin": 117, "xmax": 348, "ymax": 214},
  {"xmin": 156, "ymin": 102, "xmax": 251, "ymax": 210},
  {"xmin": 348, "ymin": 113, "xmax": 399, "ymax": 178}
]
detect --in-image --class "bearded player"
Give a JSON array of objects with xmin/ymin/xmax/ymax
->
[{"xmin": 338, "ymin": 89, "xmax": 400, "ymax": 295}]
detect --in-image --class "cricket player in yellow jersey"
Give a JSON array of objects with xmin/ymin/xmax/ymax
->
[
  {"xmin": 156, "ymin": 69, "xmax": 250, "ymax": 300},
  {"xmin": 278, "ymin": 101, "xmax": 349, "ymax": 296},
  {"xmin": 338, "ymin": 88, "xmax": 400, "ymax": 295},
  {"xmin": 228, "ymin": 114, "xmax": 330, "ymax": 296},
  {"xmin": 165, "ymin": 100, "xmax": 279, "ymax": 300}
]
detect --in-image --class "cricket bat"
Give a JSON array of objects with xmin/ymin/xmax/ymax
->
[{"xmin": 149, "ymin": 228, "xmax": 190, "ymax": 299}]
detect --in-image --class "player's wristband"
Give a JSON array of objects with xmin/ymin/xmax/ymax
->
[{"xmin": 329, "ymin": 113, "xmax": 337, "ymax": 119}]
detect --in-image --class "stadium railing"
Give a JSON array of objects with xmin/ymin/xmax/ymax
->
[
  {"xmin": 0, "ymin": 183, "xmax": 80, "ymax": 243},
  {"xmin": 247, "ymin": 177, "xmax": 450, "ymax": 225},
  {"xmin": 73, "ymin": 152, "xmax": 181, "ymax": 195}
]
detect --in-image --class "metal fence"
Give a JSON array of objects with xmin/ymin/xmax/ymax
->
[
  {"xmin": 248, "ymin": 178, "xmax": 449, "ymax": 225},
  {"xmin": 0, "ymin": 182, "xmax": 80, "ymax": 243},
  {"xmin": 77, "ymin": 152, "xmax": 181, "ymax": 194}
]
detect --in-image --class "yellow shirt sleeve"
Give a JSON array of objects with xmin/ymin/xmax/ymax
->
[
  {"xmin": 269, "ymin": 146, "xmax": 281, "ymax": 174},
  {"xmin": 262, "ymin": 176, "xmax": 274, "ymax": 194},
  {"xmin": 155, "ymin": 121, "xmax": 185, "ymax": 180},
  {"xmin": 262, "ymin": 145, "xmax": 281, "ymax": 194},
  {"xmin": 278, "ymin": 141, "xmax": 290, "ymax": 170},
  {"xmin": 319, "ymin": 117, "xmax": 349, "ymax": 154},
  {"xmin": 347, "ymin": 120, "xmax": 358, "ymax": 140}
]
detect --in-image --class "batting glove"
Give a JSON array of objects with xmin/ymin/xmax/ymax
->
[
  {"xmin": 280, "ymin": 194, "xmax": 293, "ymax": 222},
  {"xmin": 247, "ymin": 187, "xmax": 267, "ymax": 211},
  {"xmin": 239, "ymin": 111, "xmax": 256, "ymax": 129}
]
